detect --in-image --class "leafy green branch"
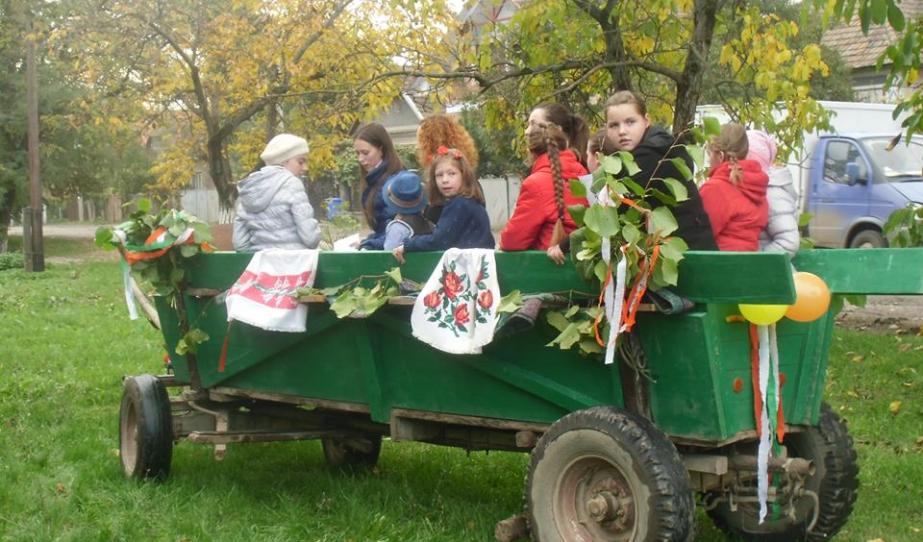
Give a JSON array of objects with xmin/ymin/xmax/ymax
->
[
  {"xmin": 297, "ymin": 268, "xmax": 409, "ymax": 319},
  {"xmin": 884, "ymin": 203, "xmax": 923, "ymax": 247}
]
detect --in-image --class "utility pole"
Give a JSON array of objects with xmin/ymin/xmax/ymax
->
[{"xmin": 23, "ymin": 7, "xmax": 44, "ymax": 272}]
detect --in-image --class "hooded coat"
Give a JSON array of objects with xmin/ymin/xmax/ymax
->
[
  {"xmin": 232, "ymin": 166, "xmax": 321, "ymax": 252},
  {"xmin": 759, "ymin": 166, "xmax": 801, "ymax": 255},
  {"xmin": 632, "ymin": 126, "xmax": 718, "ymax": 251},
  {"xmin": 700, "ymin": 160, "xmax": 770, "ymax": 251},
  {"xmin": 499, "ymin": 149, "xmax": 589, "ymax": 251}
]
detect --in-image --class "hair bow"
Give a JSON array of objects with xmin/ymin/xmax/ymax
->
[{"xmin": 436, "ymin": 146, "xmax": 463, "ymax": 159}]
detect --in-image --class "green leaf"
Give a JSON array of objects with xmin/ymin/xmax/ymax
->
[
  {"xmin": 591, "ymin": 167, "xmax": 609, "ymax": 192},
  {"xmin": 94, "ymin": 227, "xmax": 115, "ymax": 249},
  {"xmin": 798, "ymin": 212, "xmax": 813, "ymax": 228},
  {"xmin": 568, "ymin": 204, "xmax": 586, "ymax": 227},
  {"xmin": 662, "ymin": 178, "xmax": 689, "ymax": 202},
  {"xmin": 870, "ymin": 0, "xmax": 888, "ymax": 25},
  {"xmin": 584, "ymin": 205, "xmax": 620, "ymax": 237},
  {"xmin": 579, "ymin": 338, "xmax": 604, "ymax": 354},
  {"xmin": 180, "ymin": 244, "xmax": 199, "ymax": 258},
  {"xmin": 593, "ymin": 259, "xmax": 608, "ymax": 283},
  {"xmin": 660, "ymin": 236, "xmax": 689, "ymax": 261},
  {"xmin": 887, "ymin": 1, "xmax": 905, "ymax": 30},
  {"xmin": 703, "ymin": 117, "xmax": 721, "ymax": 138},
  {"xmin": 600, "ymin": 154, "xmax": 622, "ymax": 176},
  {"xmin": 547, "ymin": 322, "xmax": 581, "ymax": 350},
  {"xmin": 649, "ymin": 207, "xmax": 679, "ymax": 237},
  {"xmin": 622, "ymin": 222, "xmax": 642, "ymax": 244},
  {"xmin": 564, "ymin": 305, "xmax": 580, "ymax": 318},
  {"xmin": 136, "ymin": 198, "xmax": 151, "ymax": 214},
  {"xmin": 569, "ymin": 178, "xmax": 587, "ymax": 198},
  {"xmin": 617, "ymin": 151, "xmax": 641, "ymax": 176},
  {"xmin": 192, "ymin": 221, "xmax": 213, "ymax": 244},
  {"xmin": 656, "ymin": 257, "xmax": 679, "ymax": 286},
  {"xmin": 545, "ymin": 310, "xmax": 570, "ymax": 332},
  {"xmin": 330, "ymin": 291, "xmax": 358, "ymax": 318},
  {"xmin": 498, "ymin": 290, "xmax": 523, "ymax": 314},
  {"xmin": 170, "ymin": 267, "xmax": 185, "ymax": 284},
  {"xmin": 668, "ymin": 157, "xmax": 693, "ymax": 181},
  {"xmin": 385, "ymin": 267, "xmax": 402, "ymax": 284},
  {"xmin": 619, "ymin": 177, "xmax": 646, "ymax": 197},
  {"xmin": 685, "ymin": 145, "xmax": 705, "ymax": 169}
]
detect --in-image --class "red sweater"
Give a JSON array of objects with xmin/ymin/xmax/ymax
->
[
  {"xmin": 700, "ymin": 160, "xmax": 769, "ymax": 251},
  {"xmin": 500, "ymin": 150, "xmax": 589, "ymax": 251}
]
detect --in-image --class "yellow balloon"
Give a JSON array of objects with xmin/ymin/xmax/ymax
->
[
  {"xmin": 785, "ymin": 272, "xmax": 831, "ymax": 322},
  {"xmin": 739, "ymin": 303, "xmax": 789, "ymax": 325}
]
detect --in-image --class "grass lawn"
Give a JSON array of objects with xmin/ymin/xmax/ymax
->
[{"xmin": 0, "ymin": 240, "xmax": 920, "ymax": 541}]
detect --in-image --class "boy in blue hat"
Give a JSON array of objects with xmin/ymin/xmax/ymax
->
[{"xmin": 382, "ymin": 171, "xmax": 434, "ymax": 250}]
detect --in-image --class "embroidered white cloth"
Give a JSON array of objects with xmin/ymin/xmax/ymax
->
[
  {"xmin": 411, "ymin": 249, "xmax": 500, "ymax": 355},
  {"xmin": 225, "ymin": 249, "xmax": 319, "ymax": 332}
]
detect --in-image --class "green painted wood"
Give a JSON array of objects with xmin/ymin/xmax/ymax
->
[
  {"xmin": 150, "ymin": 250, "xmax": 829, "ymax": 444},
  {"xmin": 187, "ymin": 250, "xmax": 795, "ymax": 304},
  {"xmin": 793, "ymin": 248, "xmax": 923, "ymax": 294}
]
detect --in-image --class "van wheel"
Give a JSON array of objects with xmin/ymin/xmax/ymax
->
[
  {"xmin": 120, "ymin": 375, "xmax": 173, "ymax": 480},
  {"xmin": 525, "ymin": 406, "xmax": 694, "ymax": 541},
  {"xmin": 849, "ymin": 229, "xmax": 885, "ymax": 248}
]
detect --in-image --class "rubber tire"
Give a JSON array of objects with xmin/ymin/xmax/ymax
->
[
  {"xmin": 706, "ymin": 403, "xmax": 859, "ymax": 541},
  {"xmin": 849, "ymin": 229, "xmax": 886, "ymax": 248},
  {"xmin": 525, "ymin": 406, "xmax": 695, "ymax": 542},
  {"xmin": 119, "ymin": 374, "xmax": 173, "ymax": 480},
  {"xmin": 322, "ymin": 434, "xmax": 382, "ymax": 470}
]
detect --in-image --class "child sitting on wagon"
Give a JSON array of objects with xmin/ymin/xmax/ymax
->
[
  {"xmin": 392, "ymin": 147, "xmax": 494, "ymax": 263},
  {"xmin": 381, "ymin": 171, "xmax": 434, "ymax": 250}
]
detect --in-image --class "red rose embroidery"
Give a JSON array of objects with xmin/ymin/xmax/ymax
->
[
  {"xmin": 453, "ymin": 304, "xmax": 470, "ymax": 325},
  {"xmin": 443, "ymin": 271, "xmax": 463, "ymax": 300},
  {"xmin": 478, "ymin": 290, "xmax": 493, "ymax": 309},
  {"xmin": 424, "ymin": 291, "xmax": 440, "ymax": 308}
]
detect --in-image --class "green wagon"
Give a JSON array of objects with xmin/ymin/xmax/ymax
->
[{"xmin": 118, "ymin": 248, "xmax": 923, "ymax": 541}]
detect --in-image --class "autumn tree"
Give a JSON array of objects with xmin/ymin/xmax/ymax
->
[
  {"xmin": 385, "ymin": 0, "xmax": 834, "ymax": 161},
  {"xmin": 59, "ymin": 0, "xmax": 456, "ymax": 210}
]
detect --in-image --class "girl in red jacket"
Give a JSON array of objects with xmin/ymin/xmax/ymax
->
[
  {"xmin": 499, "ymin": 103, "xmax": 589, "ymax": 251},
  {"xmin": 700, "ymin": 123, "xmax": 770, "ymax": 251}
]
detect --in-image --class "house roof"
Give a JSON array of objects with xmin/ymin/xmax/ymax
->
[{"xmin": 821, "ymin": 1, "xmax": 923, "ymax": 69}]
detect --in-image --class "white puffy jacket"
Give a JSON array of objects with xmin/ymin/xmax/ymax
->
[
  {"xmin": 759, "ymin": 166, "xmax": 800, "ymax": 256},
  {"xmin": 232, "ymin": 166, "xmax": 321, "ymax": 252}
]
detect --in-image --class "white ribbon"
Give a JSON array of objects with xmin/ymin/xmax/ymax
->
[{"xmin": 757, "ymin": 324, "xmax": 771, "ymax": 523}]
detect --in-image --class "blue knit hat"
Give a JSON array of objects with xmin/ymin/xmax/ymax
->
[{"xmin": 382, "ymin": 171, "xmax": 427, "ymax": 216}]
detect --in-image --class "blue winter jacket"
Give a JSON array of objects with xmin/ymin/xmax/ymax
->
[
  {"xmin": 359, "ymin": 162, "xmax": 395, "ymax": 250},
  {"xmin": 403, "ymin": 196, "xmax": 494, "ymax": 252}
]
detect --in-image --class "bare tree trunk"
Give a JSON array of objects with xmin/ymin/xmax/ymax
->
[
  {"xmin": 206, "ymin": 137, "xmax": 235, "ymax": 212},
  {"xmin": 673, "ymin": 0, "xmax": 720, "ymax": 139}
]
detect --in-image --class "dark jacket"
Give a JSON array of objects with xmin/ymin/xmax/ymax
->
[
  {"xmin": 700, "ymin": 160, "xmax": 769, "ymax": 251},
  {"xmin": 499, "ymin": 149, "xmax": 589, "ymax": 251},
  {"xmin": 359, "ymin": 162, "xmax": 397, "ymax": 250},
  {"xmin": 404, "ymin": 196, "xmax": 494, "ymax": 252},
  {"xmin": 632, "ymin": 126, "xmax": 717, "ymax": 251}
]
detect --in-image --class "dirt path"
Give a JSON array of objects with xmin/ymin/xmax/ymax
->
[
  {"xmin": 8, "ymin": 224, "xmax": 101, "ymax": 239},
  {"xmin": 837, "ymin": 295, "xmax": 923, "ymax": 333}
]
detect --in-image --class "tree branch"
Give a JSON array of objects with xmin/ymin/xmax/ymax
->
[{"xmin": 292, "ymin": 0, "xmax": 355, "ymax": 65}]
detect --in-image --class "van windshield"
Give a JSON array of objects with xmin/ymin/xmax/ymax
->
[{"xmin": 862, "ymin": 136, "xmax": 923, "ymax": 180}]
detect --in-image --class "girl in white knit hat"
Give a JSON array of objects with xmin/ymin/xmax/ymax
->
[{"xmin": 232, "ymin": 133, "xmax": 321, "ymax": 251}]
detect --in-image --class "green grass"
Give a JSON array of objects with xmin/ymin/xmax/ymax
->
[
  {"xmin": 6, "ymin": 235, "xmax": 107, "ymax": 261},
  {"xmin": 0, "ymin": 241, "xmax": 920, "ymax": 541}
]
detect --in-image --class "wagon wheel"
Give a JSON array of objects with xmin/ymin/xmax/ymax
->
[
  {"xmin": 119, "ymin": 374, "xmax": 173, "ymax": 480},
  {"xmin": 322, "ymin": 434, "xmax": 382, "ymax": 470},
  {"xmin": 706, "ymin": 403, "xmax": 859, "ymax": 541},
  {"xmin": 525, "ymin": 406, "xmax": 694, "ymax": 542}
]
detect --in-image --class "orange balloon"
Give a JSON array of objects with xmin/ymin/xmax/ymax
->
[{"xmin": 785, "ymin": 272, "xmax": 831, "ymax": 322}]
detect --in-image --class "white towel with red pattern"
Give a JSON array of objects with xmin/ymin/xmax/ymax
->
[
  {"xmin": 411, "ymin": 249, "xmax": 500, "ymax": 354},
  {"xmin": 225, "ymin": 249, "xmax": 318, "ymax": 332}
]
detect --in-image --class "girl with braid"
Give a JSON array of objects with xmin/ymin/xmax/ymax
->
[
  {"xmin": 499, "ymin": 104, "xmax": 589, "ymax": 251},
  {"xmin": 699, "ymin": 123, "xmax": 769, "ymax": 251}
]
